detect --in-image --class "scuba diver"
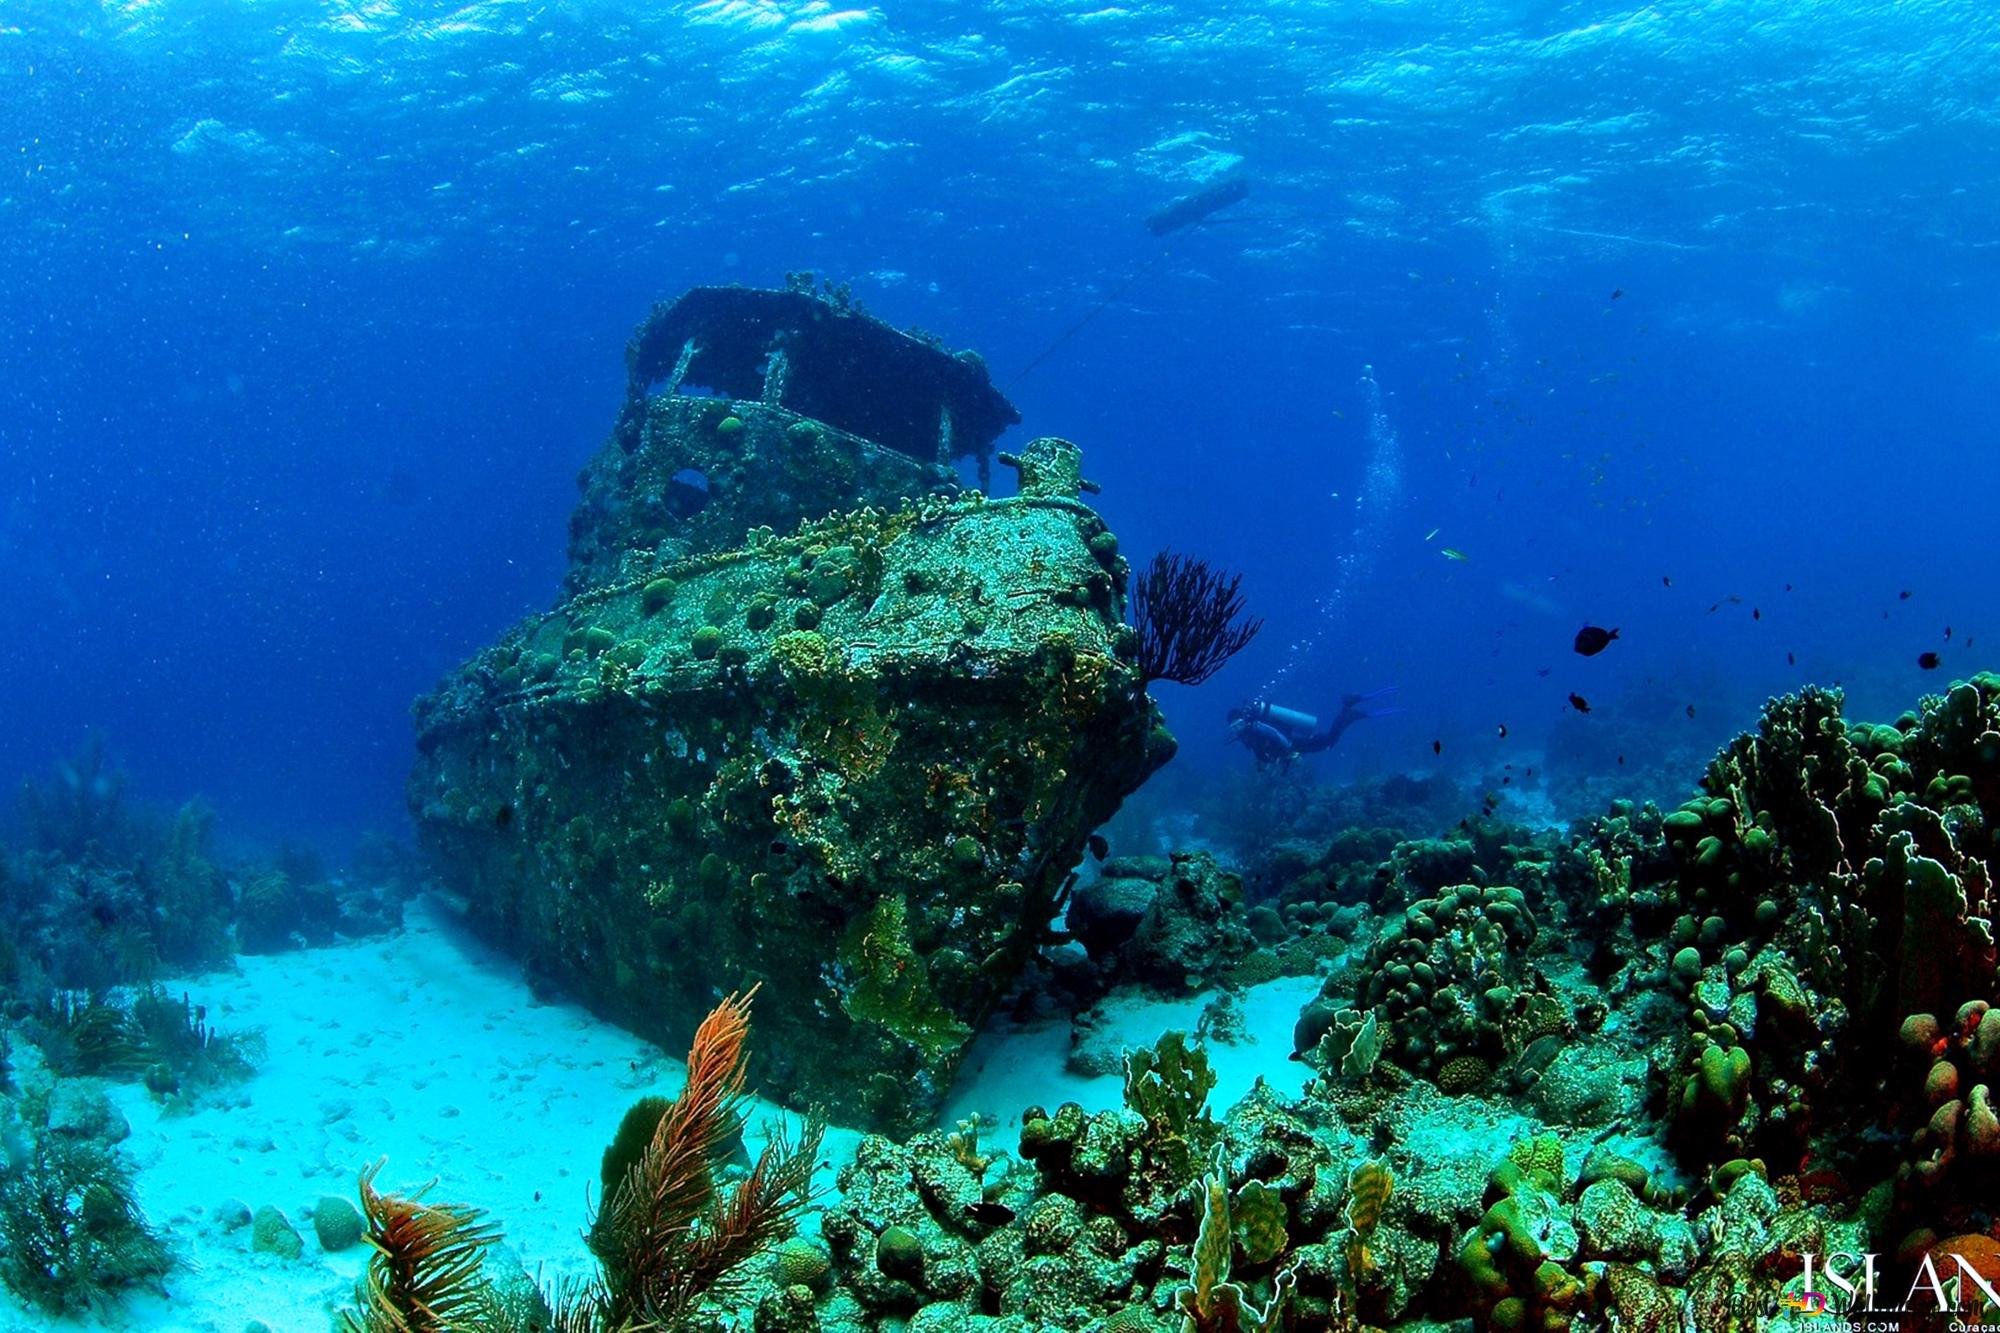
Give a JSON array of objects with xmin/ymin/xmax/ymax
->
[{"xmin": 1226, "ymin": 689, "xmax": 1401, "ymax": 765}]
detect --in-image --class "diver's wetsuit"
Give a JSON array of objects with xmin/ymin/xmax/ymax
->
[{"xmin": 1227, "ymin": 690, "xmax": 1398, "ymax": 765}]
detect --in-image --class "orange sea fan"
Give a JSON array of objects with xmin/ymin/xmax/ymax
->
[
  {"xmin": 589, "ymin": 985, "xmax": 825, "ymax": 1326},
  {"xmin": 341, "ymin": 1159, "xmax": 504, "ymax": 1333}
]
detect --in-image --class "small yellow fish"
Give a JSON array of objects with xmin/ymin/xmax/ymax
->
[
  {"xmin": 1440, "ymin": 547, "xmax": 1468, "ymax": 562},
  {"xmin": 1424, "ymin": 527, "xmax": 1440, "ymax": 541}
]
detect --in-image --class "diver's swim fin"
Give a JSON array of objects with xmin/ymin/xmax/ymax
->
[{"xmin": 1341, "ymin": 687, "xmax": 1403, "ymax": 719}]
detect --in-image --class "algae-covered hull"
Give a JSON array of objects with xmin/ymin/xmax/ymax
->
[{"xmin": 412, "ymin": 287, "xmax": 1171, "ymax": 1130}]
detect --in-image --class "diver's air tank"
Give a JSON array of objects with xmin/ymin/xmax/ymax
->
[{"xmin": 1251, "ymin": 702, "xmax": 1319, "ymax": 732}]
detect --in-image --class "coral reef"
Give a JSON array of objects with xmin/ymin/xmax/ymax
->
[
  {"xmin": 4, "ymin": 771, "xmax": 233, "ymax": 989},
  {"xmin": 3, "ymin": 742, "xmax": 411, "ymax": 995},
  {"xmin": 1066, "ymin": 853, "xmax": 1283, "ymax": 997},
  {"xmin": 770, "ymin": 674, "xmax": 2000, "ymax": 1332},
  {"xmin": 1305, "ymin": 881, "xmax": 1567, "ymax": 1088}
]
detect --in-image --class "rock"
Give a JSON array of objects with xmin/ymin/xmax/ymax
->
[
  {"xmin": 1066, "ymin": 877, "xmax": 1157, "ymax": 956},
  {"xmin": 46, "ymin": 1080, "xmax": 128, "ymax": 1143},
  {"xmin": 772, "ymin": 1238, "xmax": 833, "ymax": 1292},
  {"xmin": 1575, "ymin": 1179, "xmax": 1655, "ymax": 1260},
  {"xmin": 251, "ymin": 1205, "xmax": 304, "ymax": 1261},
  {"xmin": 1293, "ymin": 997, "xmax": 1344, "ymax": 1058},
  {"xmin": 313, "ymin": 1194, "xmax": 365, "ymax": 1252},
  {"xmin": 1099, "ymin": 855, "xmax": 1171, "ymax": 882},
  {"xmin": 213, "ymin": 1199, "xmax": 253, "ymax": 1232},
  {"xmin": 483, "ymin": 1243, "xmax": 553, "ymax": 1324},
  {"xmin": 1528, "ymin": 1046, "xmax": 1639, "ymax": 1126},
  {"xmin": 1124, "ymin": 853, "xmax": 1251, "ymax": 988},
  {"xmin": 908, "ymin": 1306, "xmax": 982, "ymax": 1333},
  {"xmin": 875, "ymin": 1224, "xmax": 925, "ymax": 1286},
  {"xmin": 754, "ymin": 1283, "xmax": 823, "ymax": 1333},
  {"xmin": 1065, "ymin": 1004, "xmax": 1130, "ymax": 1078}
]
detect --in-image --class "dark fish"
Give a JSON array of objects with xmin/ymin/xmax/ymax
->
[
  {"xmin": 1568, "ymin": 693, "xmax": 1591, "ymax": 713},
  {"xmin": 1899, "ymin": 589, "xmax": 1913, "ymax": 600},
  {"xmin": 1787, "ymin": 651, "xmax": 1796, "ymax": 666},
  {"xmin": 1535, "ymin": 667, "xmax": 1552, "ymax": 678},
  {"xmin": 1944, "ymin": 626, "xmax": 1953, "ymax": 640},
  {"xmin": 1496, "ymin": 724, "xmax": 1508, "ymax": 739},
  {"xmin": 1686, "ymin": 704, "xmax": 1696, "ymax": 719},
  {"xmin": 1086, "ymin": 833, "xmax": 1108, "ymax": 861},
  {"xmin": 1918, "ymin": 651, "xmax": 1941, "ymax": 670},
  {"xmin": 1785, "ymin": 583, "xmax": 1793, "ymax": 592},
  {"xmin": 1752, "ymin": 607, "xmax": 1762, "ymax": 621},
  {"xmin": 965, "ymin": 1202, "xmax": 1016, "ymax": 1226},
  {"xmin": 1610, "ymin": 288, "xmax": 1625, "ymax": 300},
  {"xmin": 1432, "ymin": 739, "xmax": 1442, "ymax": 755},
  {"xmin": 1145, "ymin": 177, "xmax": 1251, "ymax": 236},
  {"xmin": 1617, "ymin": 754, "xmax": 1625, "ymax": 765},
  {"xmin": 1662, "ymin": 575, "xmax": 1672, "ymax": 587},
  {"xmin": 1573, "ymin": 625, "xmax": 1619, "ymax": 656}
]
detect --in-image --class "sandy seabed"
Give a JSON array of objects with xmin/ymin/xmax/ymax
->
[{"xmin": 9, "ymin": 899, "xmax": 1316, "ymax": 1332}]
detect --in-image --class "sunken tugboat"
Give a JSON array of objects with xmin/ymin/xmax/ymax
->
[{"xmin": 410, "ymin": 282, "xmax": 1174, "ymax": 1131}]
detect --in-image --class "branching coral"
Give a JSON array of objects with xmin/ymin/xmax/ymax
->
[
  {"xmin": 1129, "ymin": 550, "xmax": 1262, "ymax": 687},
  {"xmin": 341, "ymin": 989, "xmax": 822, "ymax": 1332},
  {"xmin": 0, "ymin": 1133, "xmax": 170, "ymax": 1315},
  {"xmin": 24, "ymin": 988, "xmax": 257, "ymax": 1097},
  {"xmin": 341, "ymin": 1160, "xmax": 508, "ymax": 1333},
  {"xmin": 588, "ymin": 988, "xmax": 824, "ymax": 1324}
]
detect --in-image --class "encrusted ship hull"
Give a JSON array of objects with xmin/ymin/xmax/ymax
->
[{"xmin": 411, "ymin": 284, "xmax": 1172, "ymax": 1130}]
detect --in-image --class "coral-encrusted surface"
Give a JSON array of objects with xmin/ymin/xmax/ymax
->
[
  {"xmin": 754, "ymin": 676, "xmax": 2000, "ymax": 1331},
  {"xmin": 566, "ymin": 394, "xmax": 963, "ymax": 595},
  {"xmin": 412, "ymin": 473, "xmax": 1170, "ymax": 1132}
]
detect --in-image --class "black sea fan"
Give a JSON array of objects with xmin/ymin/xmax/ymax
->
[{"xmin": 1131, "ymin": 550, "xmax": 1263, "ymax": 687}]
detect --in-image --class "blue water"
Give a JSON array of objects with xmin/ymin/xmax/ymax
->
[{"xmin": 4, "ymin": 1, "xmax": 1996, "ymax": 850}]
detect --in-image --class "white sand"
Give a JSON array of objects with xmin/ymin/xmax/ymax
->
[
  {"xmin": 943, "ymin": 975, "xmax": 1322, "ymax": 1142},
  {"xmin": 0, "ymin": 902, "xmax": 1316, "ymax": 1331}
]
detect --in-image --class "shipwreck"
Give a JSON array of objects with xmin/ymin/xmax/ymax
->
[{"xmin": 410, "ymin": 280, "xmax": 1175, "ymax": 1130}]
